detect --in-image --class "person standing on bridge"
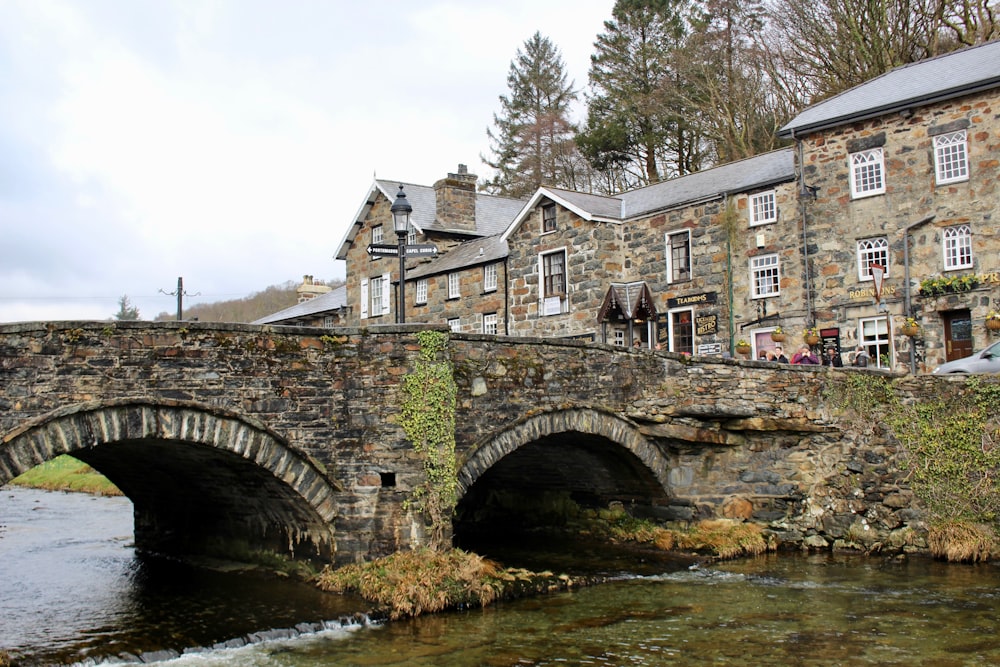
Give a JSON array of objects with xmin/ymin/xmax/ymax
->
[
  {"xmin": 791, "ymin": 345, "xmax": 819, "ymax": 365},
  {"xmin": 823, "ymin": 347, "xmax": 843, "ymax": 367},
  {"xmin": 773, "ymin": 345, "xmax": 788, "ymax": 363}
]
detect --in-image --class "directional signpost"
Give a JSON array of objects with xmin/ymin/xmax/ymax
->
[{"xmin": 366, "ymin": 243, "xmax": 438, "ymax": 258}]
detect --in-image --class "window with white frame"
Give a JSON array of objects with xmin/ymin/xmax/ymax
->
[
  {"xmin": 448, "ymin": 317, "xmax": 461, "ymax": 332},
  {"xmin": 857, "ymin": 237, "xmax": 889, "ymax": 281},
  {"xmin": 749, "ymin": 191, "xmax": 777, "ymax": 226},
  {"xmin": 613, "ymin": 330, "xmax": 625, "ymax": 346},
  {"xmin": 483, "ymin": 312, "xmax": 498, "ymax": 335},
  {"xmin": 542, "ymin": 204, "xmax": 556, "ymax": 233},
  {"xmin": 665, "ymin": 230, "xmax": 691, "ymax": 283},
  {"xmin": 361, "ymin": 274, "xmax": 390, "ymax": 319},
  {"xmin": 415, "ymin": 278, "xmax": 428, "ymax": 305},
  {"xmin": 859, "ymin": 316, "xmax": 890, "ymax": 369},
  {"xmin": 750, "ymin": 254, "xmax": 780, "ymax": 298},
  {"xmin": 668, "ymin": 308, "xmax": 694, "ymax": 355},
  {"xmin": 448, "ymin": 272, "xmax": 460, "ymax": 299},
  {"xmin": 483, "ymin": 263, "xmax": 497, "ymax": 292},
  {"xmin": 943, "ymin": 224, "xmax": 973, "ymax": 270},
  {"xmin": 372, "ymin": 224, "xmax": 383, "ymax": 245},
  {"xmin": 407, "ymin": 224, "xmax": 416, "ymax": 246},
  {"xmin": 323, "ymin": 316, "xmax": 333, "ymax": 328},
  {"xmin": 934, "ymin": 130, "xmax": 969, "ymax": 185},
  {"xmin": 539, "ymin": 249, "xmax": 567, "ymax": 315},
  {"xmin": 849, "ymin": 148, "xmax": 885, "ymax": 198}
]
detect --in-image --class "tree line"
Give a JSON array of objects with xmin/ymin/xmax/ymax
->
[{"xmin": 483, "ymin": 0, "xmax": 999, "ymax": 197}]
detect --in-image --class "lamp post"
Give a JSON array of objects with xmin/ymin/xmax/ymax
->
[{"xmin": 390, "ymin": 185, "xmax": 412, "ymax": 324}]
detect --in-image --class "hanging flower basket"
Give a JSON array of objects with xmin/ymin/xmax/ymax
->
[
  {"xmin": 803, "ymin": 327, "xmax": 820, "ymax": 345},
  {"xmin": 987, "ymin": 316, "xmax": 1000, "ymax": 332},
  {"xmin": 900, "ymin": 317, "xmax": 920, "ymax": 337},
  {"xmin": 735, "ymin": 340, "xmax": 752, "ymax": 356},
  {"xmin": 770, "ymin": 327, "xmax": 786, "ymax": 342}
]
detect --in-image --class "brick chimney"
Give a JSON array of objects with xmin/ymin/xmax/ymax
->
[{"xmin": 434, "ymin": 164, "xmax": 477, "ymax": 232}]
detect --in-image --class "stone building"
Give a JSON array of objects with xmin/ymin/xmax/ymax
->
[
  {"xmin": 779, "ymin": 38, "xmax": 1000, "ymax": 372},
  {"xmin": 260, "ymin": 41, "xmax": 1000, "ymax": 373}
]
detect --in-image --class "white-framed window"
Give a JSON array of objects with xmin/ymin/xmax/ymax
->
[
  {"xmin": 323, "ymin": 316, "xmax": 333, "ymax": 328},
  {"xmin": 665, "ymin": 230, "xmax": 691, "ymax": 284},
  {"xmin": 943, "ymin": 224, "xmax": 973, "ymax": 270},
  {"xmin": 415, "ymin": 278, "xmax": 428, "ymax": 305},
  {"xmin": 484, "ymin": 263, "xmax": 497, "ymax": 292},
  {"xmin": 750, "ymin": 254, "xmax": 780, "ymax": 298},
  {"xmin": 857, "ymin": 237, "xmax": 889, "ymax": 281},
  {"xmin": 539, "ymin": 249, "xmax": 567, "ymax": 316},
  {"xmin": 407, "ymin": 224, "xmax": 416, "ymax": 246},
  {"xmin": 934, "ymin": 130, "xmax": 969, "ymax": 185},
  {"xmin": 369, "ymin": 273, "xmax": 390, "ymax": 317},
  {"xmin": 850, "ymin": 148, "xmax": 885, "ymax": 198},
  {"xmin": 483, "ymin": 312, "xmax": 498, "ymax": 335},
  {"xmin": 372, "ymin": 224, "xmax": 383, "ymax": 245},
  {"xmin": 613, "ymin": 330, "xmax": 625, "ymax": 346},
  {"xmin": 542, "ymin": 204, "xmax": 556, "ymax": 233},
  {"xmin": 859, "ymin": 316, "xmax": 890, "ymax": 369},
  {"xmin": 448, "ymin": 272, "xmax": 460, "ymax": 299},
  {"xmin": 448, "ymin": 317, "xmax": 461, "ymax": 332},
  {"xmin": 749, "ymin": 191, "xmax": 777, "ymax": 226}
]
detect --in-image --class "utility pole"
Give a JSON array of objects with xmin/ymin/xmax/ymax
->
[{"xmin": 159, "ymin": 277, "xmax": 199, "ymax": 321}]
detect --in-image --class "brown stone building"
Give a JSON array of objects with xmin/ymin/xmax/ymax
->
[
  {"xmin": 261, "ymin": 41, "xmax": 1000, "ymax": 373},
  {"xmin": 779, "ymin": 38, "xmax": 1000, "ymax": 372}
]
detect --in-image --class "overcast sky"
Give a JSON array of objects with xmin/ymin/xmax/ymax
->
[{"xmin": 0, "ymin": 0, "xmax": 614, "ymax": 322}]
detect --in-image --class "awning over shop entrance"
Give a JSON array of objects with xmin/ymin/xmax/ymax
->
[{"xmin": 597, "ymin": 282, "xmax": 657, "ymax": 346}]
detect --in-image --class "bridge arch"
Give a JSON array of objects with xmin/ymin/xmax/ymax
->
[
  {"xmin": 454, "ymin": 408, "xmax": 673, "ymax": 548},
  {"xmin": 1, "ymin": 399, "xmax": 340, "ymax": 562}
]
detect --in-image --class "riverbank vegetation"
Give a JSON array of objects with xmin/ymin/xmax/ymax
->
[
  {"xmin": 835, "ymin": 374, "xmax": 1000, "ymax": 562},
  {"xmin": 9, "ymin": 455, "xmax": 121, "ymax": 496},
  {"xmin": 316, "ymin": 548, "xmax": 576, "ymax": 620}
]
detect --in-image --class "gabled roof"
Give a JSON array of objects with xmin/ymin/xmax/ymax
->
[
  {"xmin": 779, "ymin": 40, "xmax": 1000, "ymax": 138},
  {"xmin": 501, "ymin": 148, "xmax": 796, "ymax": 240},
  {"xmin": 597, "ymin": 281, "xmax": 657, "ymax": 323},
  {"xmin": 620, "ymin": 148, "xmax": 795, "ymax": 219},
  {"xmin": 252, "ymin": 285, "xmax": 347, "ymax": 325},
  {"xmin": 406, "ymin": 235, "xmax": 507, "ymax": 280},
  {"xmin": 335, "ymin": 179, "xmax": 524, "ymax": 261}
]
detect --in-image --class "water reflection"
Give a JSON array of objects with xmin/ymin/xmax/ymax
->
[{"xmin": 5, "ymin": 488, "xmax": 1000, "ymax": 666}]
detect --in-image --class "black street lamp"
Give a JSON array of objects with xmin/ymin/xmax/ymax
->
[{"xmin": 390, "ymin": 185, "xmax": 412, "ymax": 324}]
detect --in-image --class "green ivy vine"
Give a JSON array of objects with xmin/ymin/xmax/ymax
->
[
  {"xmin": 833, "ymin": 374, "xmax": 1000, "ymax": 526},
  {"xmin": 399, "ymin": 330, "xmax": 458, "ymax": 549}
]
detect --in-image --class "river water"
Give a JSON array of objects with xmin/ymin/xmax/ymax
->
[{"xmin": 3, "ymin": 487, "xmax": 1000, "ymax": 666}]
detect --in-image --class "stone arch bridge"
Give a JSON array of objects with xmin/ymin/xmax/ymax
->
[{"xmin": 0, "ymin": 321, "xmax": 943, "ymax": 565}]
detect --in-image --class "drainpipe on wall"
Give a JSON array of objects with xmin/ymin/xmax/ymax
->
[
  {"xmin": 794, "ymin": 132, "xmax": 814, "ymax": 326},
  {"xmin": 724, "ymin": 193, "xmax": 735, "ymax": 355},
  {"xmin": 903, "ymin": 215, "xmax": 936, "ymax": 375}
]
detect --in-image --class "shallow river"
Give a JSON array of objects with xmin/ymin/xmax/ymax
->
[{"xmin": 3, "ymin": 487, "xmax": 1000, "ymax": 666}]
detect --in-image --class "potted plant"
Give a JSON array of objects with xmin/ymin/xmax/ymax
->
[
  {"xmin": 770, "ymin": 326, "xmax": 786, "ymax": 342},
  {"xmin": 900, "ymin": 317, "xmax": 920, "ymax": 337},
  {"xmin": 803, "ymin": 326, "xmax": 820, "ymax": 345},
  {"xmin": 735, "ymin": 339, "xmax": 752, "ymax": 355},
  {"xmin": 987, "ymin": 310, "xmax": 1000, "ymax": 332}
]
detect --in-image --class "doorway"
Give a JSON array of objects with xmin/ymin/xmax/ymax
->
[{"xmin": 943, "ymin": 310, "xmax": 973, "ymax": 361}]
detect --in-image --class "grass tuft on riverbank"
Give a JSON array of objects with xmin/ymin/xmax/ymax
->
[
  {"xmin": 601, "ymin": 509, "xmax": 774, "ymax": 560},
  {"xmin": 928, "ymin": 520, "xmax": 998, "ymax": 563},
  {"xmin": 10, "ymin": 455, "xmax": 121, "ymax": 496},
  {"xmin": 316, "ymin": 547, "xmax": 575, "ymax": 620}
]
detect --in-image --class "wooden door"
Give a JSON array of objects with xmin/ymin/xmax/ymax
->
[{"xmin": 944, "ymin": 310, "xmax": 973, "ymax": 361}]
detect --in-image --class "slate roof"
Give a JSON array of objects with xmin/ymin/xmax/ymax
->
[
  {"xmin": 406, "ymin": 235, "xmax": 507, "ymax": 280},
  {"xmin": 779, "ymin": 40, "xmax": 1000, "ymax": 137},
  {"xmin": 252, "ymin": 285, "xmax": 347, "ymax": 325},
  {"xmin": 501, "ymin": 148, "xmax": 795, "ymax": 240},
  {"xmin": 335, "ymin": 180, "xmax": 524, "ymax": 261}
]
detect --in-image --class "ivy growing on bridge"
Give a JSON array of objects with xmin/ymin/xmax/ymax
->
[
  {"xmin": 399, "ymin": 330, "xmax": 458, "ymax": 550},
  {"xmin": 833, "ymin": 374, "xmax": 1000, "ymax": 559}
]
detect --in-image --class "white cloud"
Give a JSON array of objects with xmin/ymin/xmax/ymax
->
[{"xmin": 0, "ymin": 0, "xmax": 614, "ymax": 323}]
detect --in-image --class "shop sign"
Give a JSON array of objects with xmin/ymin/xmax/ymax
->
[
  {"xmin": 667, "ymin": 291, "xmax": 717, "ymax": 308},
  {"xmin": 849, "ymin": 285, "xmax": 897, "ymax": 300},
  {"xmin": 696, "ymin": 313, "xmax": 718, "ymax": 335},
  {"xmin": 698, "ymin": 343, "xmax": 722, "ymax": 356}
]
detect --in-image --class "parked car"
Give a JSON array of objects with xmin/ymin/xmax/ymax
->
[{"xmin": 932, "ymin": 340, "xmax": 1000, "ymax": 374}]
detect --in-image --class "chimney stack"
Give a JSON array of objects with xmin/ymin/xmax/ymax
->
[{"xmin": 434, "ymin": 164, "xmax": 477, "ymax": 232}]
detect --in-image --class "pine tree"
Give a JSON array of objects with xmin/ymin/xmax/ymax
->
[
  {"xmin": 482, "ymin": 32, "xmax": 580, "ymax": 198},
  {"xmin": 114, "ymin": 295, "xmax": 140, "ymax": 321},
  {"xmin": 578, "ymin": 0, "xmax": 703, "ymax": 191}
]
